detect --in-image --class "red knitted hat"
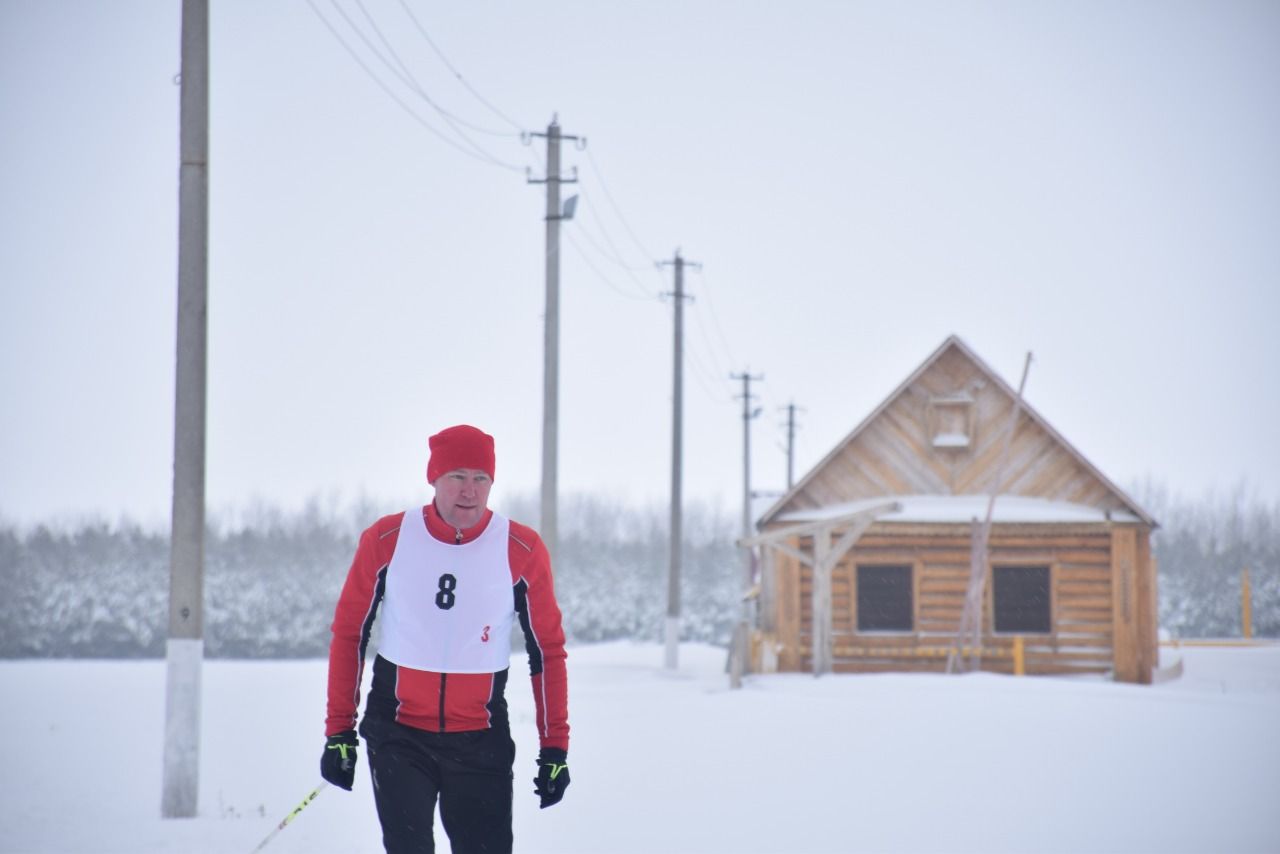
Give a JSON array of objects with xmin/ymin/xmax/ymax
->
[{"xmin": 426, "ymin": 425, "xmax": 496, "ymax": 483}]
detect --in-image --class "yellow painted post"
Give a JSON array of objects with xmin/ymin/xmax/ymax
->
[
  {"xmin": 1013, "ymin": 635, "xmax": 1025, "ymax": 676},
  {"xmin": 1242, "ymin": 568, "xmax": 1253, "ymax": 640}
]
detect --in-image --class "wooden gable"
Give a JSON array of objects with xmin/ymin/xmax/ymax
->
[{"xmin": 761, "ymin": 335, "xmax": 1154, "ymax": 527}]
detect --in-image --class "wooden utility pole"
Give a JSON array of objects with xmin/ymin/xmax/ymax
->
[
  {"xmin": 526, "ymin": 116, "xmax": 581, "ymax": 562},
  {"xmin": 730, "ymin": 371, "xmax": 763, "ymax": 688},
  {"xmin": 660, "ymin": 250, "xmax": 698, "ymax": 669},
  {"xmin": 162, "ymin": 0, "xmax": 208, "ymax": 819}
]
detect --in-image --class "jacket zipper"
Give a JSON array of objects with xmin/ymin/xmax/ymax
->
[
  {"xmin": 438, "ymin": 672, "xmax": 448, "ymax": 732},
  {"xmin": 437, "ymin": 526, "xmax": 461, "ymax": 730}
]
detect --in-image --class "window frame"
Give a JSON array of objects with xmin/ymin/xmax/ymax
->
[
  {"xmin": 927, "ymin": 392, "xmax": 976, "ymax": 451},
  {"xmin": 853, "ymin": 562, "xmax": 916, "ymax": 634},
  {"xmin": 989, "ymin": 562, "xmax": 1054, "ymax": 636}
]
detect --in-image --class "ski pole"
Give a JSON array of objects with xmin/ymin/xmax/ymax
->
[{"xmin": 250, "ymin": 781, "xmax": 329, "ymax": 853}]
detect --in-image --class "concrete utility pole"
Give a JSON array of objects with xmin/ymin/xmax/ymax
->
[
  {"xmin": 733, "ymin": 372, "xmax": 764, "ymax": 578},
  {"xmin": 162, "ymin": 0, "xmax": 208, "ymax": 820},
  {"xmin": 660, "ymin": 250, "xmax": 698, "ymax": 669},
  {"xmin": 730, "ymin": 371, "xmax": 763, "ymax": 688},
  {"xmin": 526, "ymin": 116, "xmax": 581, "ymax": 562},
  {"xmin": 782, "ymin": 401, "xmax": 801, "ymax": 490}
]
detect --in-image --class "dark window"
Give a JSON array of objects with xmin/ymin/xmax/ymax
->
[
  {"xmin": 992, "ymin": 565, "xmax": 1051, "ymax": 633},
  {"xmin": 856, "ymin": 564, "xmax": 913, "ymax": 631}
]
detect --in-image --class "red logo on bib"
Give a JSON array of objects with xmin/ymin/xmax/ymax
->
[{"xmin": 481, "ymin": 625, "xmax": 490, "ymax": 643}]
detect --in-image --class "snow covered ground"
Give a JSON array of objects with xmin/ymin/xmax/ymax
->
[{"xmin": 3, "ymin": 642, "xmax": 1278, "ymax": 854}]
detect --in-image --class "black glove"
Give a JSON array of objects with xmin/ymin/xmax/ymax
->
[
  {"xmin": 533, "ymin": 748, "xmax": 570, "ymax": 808},
  {"xmin": 320, "ymin": 730, "xmax": 359, "ymax": 790}
]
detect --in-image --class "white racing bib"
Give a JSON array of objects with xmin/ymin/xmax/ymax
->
[{"xmin": 378, "ymin": 508, "xmax": 515, "ymax": 673}]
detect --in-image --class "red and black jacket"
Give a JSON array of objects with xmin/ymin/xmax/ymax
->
[{"xmin": 324, "ymin": 504, "xmax": 569, "ymax": 752}]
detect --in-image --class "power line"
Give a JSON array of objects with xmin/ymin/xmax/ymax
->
[
  {"xmin": 306, "ymin": 0, "xmax": 512, "ymax": 167},
  {"xmin": 690, "ymin": 301, "xmax": 733, "ymax": 380},
  {"xmin": 394, "ymin": 0, "xmax": 528, "ymax": 133},
  {"xmin": 577, "ymin": 187, "xmax": 654, "ymax": 273},
  {"xmin": 566, "ymin": 224, "xmax": 656, "ymax": 300},
  {"xmin": 330, "ymin": 0, "xmax": 523, "ymax": 166},
  {"xmin": 656, "ymin": 255, "xmax": 729, "ymax": 406},
  {"xmin": 569, "ymin": 192, "xmax": 665, "ymax": 301},
  {"xmin": 584, "ymin": 147, "xmax": 658, "ymax": 264},
  {"xmin": 312, "ymin": 2, "xmax": 684, "ymax": 328},
  {"xmin": 564, "ymin": 232, "xmax": 658, "ymax": 303},
  {"xmin": 687, "ymin": 267, "xmax": 741, "ymax": 373},
  {"xmin": 324, "ymin": 0, "xmax": 493, "ymax": 155},
  {"xmin": 352, "ymin": 0, "xmax": 518, "ymax": 139},
  {"xmin": 685, "ymin": 328, "xmax": 728, "ymax": 402},
  {"xmin": 304, "ymin": 0, "xmax": 524, "ymax": 172},
  {"xmin": 517, "ymin": 133, "xmax": 553, "ymax": 185}
]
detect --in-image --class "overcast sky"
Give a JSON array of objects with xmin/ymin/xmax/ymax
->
[{"xmin": 1, "ymin": 0, "xmax": 1277, "ymax": 530}]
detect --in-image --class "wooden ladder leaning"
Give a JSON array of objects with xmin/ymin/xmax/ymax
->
[{"xmin": 947, "ymin": 352, "xmax": 1033, "ymax": 674}]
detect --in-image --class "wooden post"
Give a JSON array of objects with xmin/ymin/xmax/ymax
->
[
  {"xmin": 1149, "ymin": 553, "xmax": 1161, "ymax": 670},
  {"xmin": 1013, "ymin": 635, "xmax": 1025, "ymax": 676},
  {"xmin": 1135, "ymin": 529, "xmax": 1156, "ymax": 684},
  {"xmin": 740, "ymin": 503, "xmax": 898, "ymax": 677},
  {"xmin": 778, "ymin": 538, "xmax": 801, "ymax": 671},
  {"xmin": 813, "ymin": 529, "xmax": 832, "ymax": 677},
  {"xmin": 1110, "ymin": 526, "xmax": 1140, "ymax": 683},
  {"xmin": 1242, "ymin": 568, "xmax": 1253, "ymax": 640}
]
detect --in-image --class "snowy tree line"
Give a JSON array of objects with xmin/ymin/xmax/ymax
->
[
  {"xmin": 0, "ymin": 493, "xmax": 740, "ymax": 658},
  {"xmin": 0, "ymin": 485, "xmax": 1275, "ymax": 658},
  {"xmin": 1133, "ymin": 482, "xmax": 1280, "ymax": 639}
]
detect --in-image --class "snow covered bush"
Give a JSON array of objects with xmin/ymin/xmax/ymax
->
[
  {"xmin": 7, "ymin": 483, "xmax": 1269, "ymax": 658},
  {"xmin": 0, "ymin": 493, "xmax": 741, "ymax": 657},
  {"xmin": 1137, "ymin": 481, "xmax": 1280, "ymax": 638}
]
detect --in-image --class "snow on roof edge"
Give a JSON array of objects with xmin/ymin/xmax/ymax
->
[{"xmin": 773, "ymin": 494, "xmax": 1142, "ymax": 526}]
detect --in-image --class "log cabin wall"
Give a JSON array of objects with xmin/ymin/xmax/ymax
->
[{"xmin": 771, "ymin": 521, "xmax": 1155, "ymax": 680}]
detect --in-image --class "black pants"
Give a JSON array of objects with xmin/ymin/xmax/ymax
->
[{"xmin": 360, "ymin": 715, "xmax": 515, "ymax": 854}]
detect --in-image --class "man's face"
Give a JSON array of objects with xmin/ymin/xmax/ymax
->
[{"xmin": 433, "ymin": 468, "xmax": 493, "ymax": 530}]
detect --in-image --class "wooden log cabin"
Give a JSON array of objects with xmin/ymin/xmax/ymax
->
[{"xmin": 751, "ymin": 335, "xmax": 1159, "ymax": 684}]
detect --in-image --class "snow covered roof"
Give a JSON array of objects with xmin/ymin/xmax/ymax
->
[{"xmin": 773, "ymin": 494, "xmax": 1143, "ymax": 526}]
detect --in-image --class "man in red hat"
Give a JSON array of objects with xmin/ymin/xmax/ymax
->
[{"xmin": 321, "ymin": 425, "xmax": 570, "ymax": 853}]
